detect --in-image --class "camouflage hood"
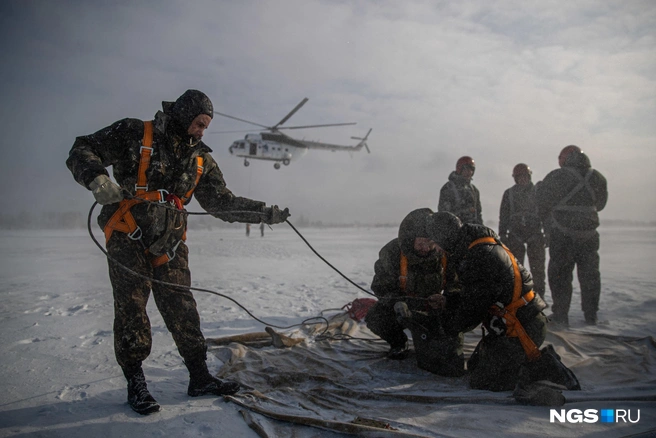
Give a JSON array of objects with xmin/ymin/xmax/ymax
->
[
  {"xmin": 398, "ymin": 208, "xmax": 437, "ymax": 264},
  {"xmin": 162, "ymin": 89, "xmax": 214, "ymax": 143}
]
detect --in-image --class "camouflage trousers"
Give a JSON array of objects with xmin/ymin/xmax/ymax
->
[{"xmin": 106, "ymin": 233, "xmax": 207, "ymax": 368}]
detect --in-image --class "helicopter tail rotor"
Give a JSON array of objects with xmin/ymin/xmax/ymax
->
[{"xmin": 351, "ymin": 128, "xmax": 372, "ymax": 153}]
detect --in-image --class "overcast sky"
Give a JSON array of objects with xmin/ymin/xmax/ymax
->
[{"xmin": 1, "ymin": 0, "xmax": 654, "ymax": 225}]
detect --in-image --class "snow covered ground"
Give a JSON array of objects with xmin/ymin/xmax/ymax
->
[{"xmin": 0, "ymin": 222, "xmax": 654, "ymax": 437}]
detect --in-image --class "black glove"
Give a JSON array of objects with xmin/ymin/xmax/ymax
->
[{"xmin": 263, "ymin": 205, "xmax": 290, "ymax": 225}]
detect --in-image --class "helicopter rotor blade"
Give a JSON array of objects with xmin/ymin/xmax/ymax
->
[
  {"xmin": 351, "ymin": 128, "xmax": 372, "ymax": 140},
  {"xmin": 272, "ymin": 97, "xmax": 309, "ymax": 130},
  {"xmin": 213, "ymin": 111, "xmax": 269, "ymax": 129},
  {"xmin": 278, "ymin": 122, "xmax": 357, "ymax": 130},
  {"xmin": 209, "ymin": 129, "xmax": 261, "ymax": 134}
]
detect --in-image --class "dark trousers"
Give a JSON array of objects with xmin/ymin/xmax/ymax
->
[
  {"xmin": 366, "ymin": 300, "xmax": 465, "ymax": 376},
  {"xmin": 106, "ymin": 234, "xmax": 207, "ymax": 368},
  {"xmin": 547, "ymin": 230, "xmax": 601, "ymax": 319},
  {"xmin": 506, "ymin": 233, "xmax": 546, "ymax": 298},
  {"xmin": 468, "ymin": 313, "xmax": 547, "ymax": 391}
]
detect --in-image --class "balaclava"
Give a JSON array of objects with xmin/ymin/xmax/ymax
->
[{"xmin": 163, "ymin": 89, "xmax": 214, "ymax": 144}]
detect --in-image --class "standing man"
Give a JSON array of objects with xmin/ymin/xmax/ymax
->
[
  {"xmin": 365, "ymin": 208, "xmax": 465, "ymax": 377},
  {"xmin": 438, "ymin": 156, "xmax": 483, "ymax": 225},
  {"xmin": 498, "ymin": 163, "xmax": 546, "ymax": 299},
  {"xmin": 536, "ymin": 146, "xmax": 607, "ymax": 326},
  {"xmin": 66, "ymin": 89, "xmax": 290, "ymax": 415}
]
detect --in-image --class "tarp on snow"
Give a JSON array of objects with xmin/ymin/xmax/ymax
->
[{"xmin": 208, "ymin": 313, "xmax": 656, "ymax": 437}]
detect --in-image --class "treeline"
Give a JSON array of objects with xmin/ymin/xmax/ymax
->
[
  {"xmin": 0, "ymin": 211, "xmax": 88, "ymax": 229},
  {"xmin": 0, "ymin": 211, "xmax": 245, "ymax": 230},
  {"xmin": 0, "ymin": 211, "xmax": 398, "ymax": 230},
  {"xmin": 0, "ymin": 211, "xmax": 653, "ymax": 230}
]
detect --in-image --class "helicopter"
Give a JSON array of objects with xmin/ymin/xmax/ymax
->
[{"xmin": 212, "ymin": 98, "xmax": 371, "ymax": 169}]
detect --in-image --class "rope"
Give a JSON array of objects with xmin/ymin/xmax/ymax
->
[
  {"xmin": 87, "ymin": 194, "xmax": 427, "ymax": 340},
  {"xmin": 87, "ymin": 201, "xmax": 329, "ymax": 334}
]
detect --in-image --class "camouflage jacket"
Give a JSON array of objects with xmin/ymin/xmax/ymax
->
[
  {"xmin": 371, "ymin": 238, "xmax": 456, "ymax": 311},
  {"xmin": 498, "ymin": 182, "xmax": 543, "ymax": 240},
  {"xmin": 66, "ymin": 110, "xmax": 266, "ymax": 249},
  {"xmin": 438, "ymin": 172, "xmax": 483, "ymax": 225}
]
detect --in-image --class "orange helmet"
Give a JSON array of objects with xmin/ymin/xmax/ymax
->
[
  {"xmin": 456, "ymin": 156, "xmax": 475, "ymax": 174},
  {"xmin": 512, "ymin": 163, "xmax": 532, "ymax": 178},
  {"xmin": 558, "ymin": 145, "xmax": 582, "ymax": 167}
]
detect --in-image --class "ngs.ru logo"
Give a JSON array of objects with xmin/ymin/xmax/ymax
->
[{"xmin": 550, "ymin": 409, "xmax": 640, "ymax": 424}]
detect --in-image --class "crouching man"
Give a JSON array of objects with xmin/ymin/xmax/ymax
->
[
  {"xmin": 425, "ymin": 212, "xmax": 579, "ymax": 400},
  {"xmin": 365, "ymin": 208, "xmax": 466, "ymax": 377}
]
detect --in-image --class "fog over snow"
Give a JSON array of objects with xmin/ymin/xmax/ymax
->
[
  {"xmin": 0, "ymin": 0, "xmax": 655, "ymax": 225},
  {"xmin": 0, "ymin": 2, "xmax": 655, "ymax": 435},
  {"xmin": 0, "ymin": 225, "xmax": 655, "ymax": 436}
]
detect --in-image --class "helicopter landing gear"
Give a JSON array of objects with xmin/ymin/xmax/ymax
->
[
  {"xmin": 244, "ymin": 159, "xmax": 250, "ymax": 167},
  {"xmin": 273, "ymin": 162, "xmax": 281, "ymax": 170},
  {"xmin": 282, "ymin": 158, "xmax": 290, "ymax": 166}
]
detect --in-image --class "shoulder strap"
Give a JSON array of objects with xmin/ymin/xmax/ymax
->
[
  {"xmin": 468, "ymin": 237, "xmax": 521, "ymax": 302},
  {"xmin": 554, "ymin": 168, "xmax": 597, "ymax": 212},
  {"xmin": 399, "ymin": 252, "xmax": 448, "ymax": 295},
  {"xmin": 508, "ymin": 189, "xmax": 515, "ymax": 215},
  {"xmin": 399, "ymin": 253, "xmax": 408, "ymax": 293},
  {"xmin": 181, "ymin": 156, "xmax": 204, "ymax": 202},
  {"xmin": 135, "ymin": 121, "xmax": 154, "ymax": 195},
  {"xmin": 470, "ymin": 237, "xmax": 540, "ymax": 360}
]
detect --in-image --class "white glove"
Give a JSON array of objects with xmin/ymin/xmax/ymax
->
[{"xmin": 89, "ymin": 175, "xmax": 124, "ymax": 205}]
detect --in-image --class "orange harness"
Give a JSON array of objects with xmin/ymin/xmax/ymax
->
[
  {"xmin": 103, "ymin": 121, "xmax": 204, "ymax": 267},
  {"xmin": 468, "ymin": 237, "xmax": 541, "ymax": 361},
  {"xmin": 399, "ymin": 253, "xmax": 447, "ymax": 295}
]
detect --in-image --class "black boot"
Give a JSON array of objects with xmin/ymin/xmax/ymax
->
[
  {"xmin": 122, "ymin": 363, "xmax": 160, "ymax": 415},
  {"xmin": 185, "ymin": 358, "xmax": 240, "ymax": 397},
  {"xmin": 387, "ymin": 340, "xmax": 410, "ymax": 360}
]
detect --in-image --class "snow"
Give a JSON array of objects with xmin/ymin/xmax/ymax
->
[{"xmin": 0, "ymin": 222, "xmax": 654, "ymax": 437}]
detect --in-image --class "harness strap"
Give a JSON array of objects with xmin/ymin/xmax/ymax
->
[
  {"xmin": 102, "ymin": 121, "xmax": 204, "ymax": 267},
  {"xmin": 555, "ymin": 167, "xmax": 596, "ymax": 209},
  {"xmin": 399, "ymin": 253, "xmax": 448, "ymax": 295},
  {"xmin": 508, "ymin": 186, "xmax": 539, "ymax": 221},
  {"xmin": 469, "ymin": 236, "xmax": 541, "ymax": 361},
  {"xmin": 147, "ymin": 240, "xmax": 182, "ymax": 268},
  {"xmin": 135, "ymin": 121, "xmax": 153, "ymax": 193},
  {"xmin": 400, "ymin": 253, "xmax": 408, "ymax": 293},
  {"xmin": 182, "ymin": 156, "xmax": 204, "ymax": 202}
]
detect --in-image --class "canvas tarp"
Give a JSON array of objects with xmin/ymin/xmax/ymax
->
[{"xmin": 208, "ymin": 313, "xmax": 656, "ymax": 438}]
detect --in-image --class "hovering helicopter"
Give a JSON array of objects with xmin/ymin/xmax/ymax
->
[{"xmin": 212, "ymin": 98, "xmax": 371, "ymax": 169}]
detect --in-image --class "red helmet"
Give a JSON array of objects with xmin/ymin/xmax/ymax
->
[
  {"xmin": 512, "ymin": 163, "xmax": 532, "ymax": 178},
  {"xmin": 558, "ymin": 145, "xmax": 582, "ymax": 167},
  {"xmin": 456, "ymin": 156, "xmax": 475, "ymax": 174}
]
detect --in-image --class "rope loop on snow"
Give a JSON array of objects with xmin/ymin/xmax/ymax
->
[{"xmin": 86, "ymin": 197, "xmax": 427, "ymax": 336}]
